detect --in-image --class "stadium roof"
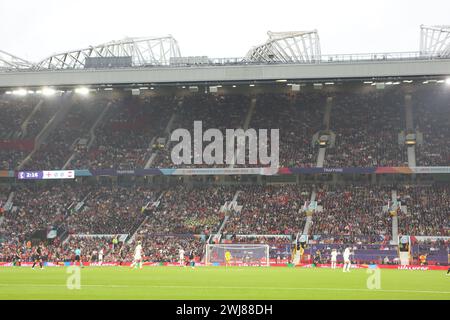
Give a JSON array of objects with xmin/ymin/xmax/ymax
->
[
  {"xmin": 1, "ymin": 26, "xmax": 450, "ymax": 73},
  {"xmin": 33, "ymin": 36, "xmax": 181, "ymax": 70},
  {"xmin": 420, "ymin": 25, "xmax": 450, "ymax": 58},
  {"xmin": 1, "ymin": 27, "xmax": 450, "ymax": 88},
  {"xmin": 0, "ymin": 50, "xmax": 33, "ymax": 70},
  {"xmin": 244, "ymin": 30, "xmax": 321, "ymax": 63}
]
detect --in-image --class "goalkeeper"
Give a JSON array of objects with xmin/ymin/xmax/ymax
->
[{"xmin": 225, "ymin": 250, "xmax": 232, "ymax": 267}]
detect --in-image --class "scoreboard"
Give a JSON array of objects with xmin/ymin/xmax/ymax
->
[{"xmin": 17, "ymin": 170, "xmax": 75, "ymax": 180}]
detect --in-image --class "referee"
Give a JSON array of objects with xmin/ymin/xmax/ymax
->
[{"xmin": 74, "ymin": 247, "xmax": 84, "ymax": 268}]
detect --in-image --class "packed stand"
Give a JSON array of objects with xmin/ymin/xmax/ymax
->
[
  {"xmin": 153, "ymin": 94, "xmax": 250, "ymax": 168},
  {"xmin": 397, "ymin": 184, "xmax": 449, "ymax": 236},
  {"xmin": 0, "ymin": 150, "xmax": 26, "ymax": 170},
  {"xmin": 64, "ymin": 186, "xmax": 158, "ymax": 235},
  {"xmin": 413, "ymin": 87, "xmax": 450, "ymax": 166},
  {"xmin": 137, "ymin": 185, "xmax": 237, "ymax": 235},
  {"xmin": 249, "ymin": 93, "xmax": 324, "ymax": 167},
  {"xmin": 310, "ymin": 185, "xmax": 392, "ymax": 242},
  {"xmin": 0, "ymin": 98, "xmax": 35, "ymax": 139},
  {"xmin": 22, "ymin": 99, "xmax": 107, "ymax": 170},
  {"xmin": 22, "ymin": 99, "xmax": 61, "ymax": 139},
  {"xmin": 325, "ymin": 89, "xmax": 407, "ymax": 167},
  {"xmin": 0, "ymin": 98, "xmax": 60, "ymax": 170},
  {"xmin": 70, "ymin": 96, "xmax": 176, "ymax": 169},
  {"xmin": 0, "ymin": 184, "xmax": 90, "ymax": 245},
  {"xmin": 223, "ymin": 185, "xmax": 309, "ymax": 235}
]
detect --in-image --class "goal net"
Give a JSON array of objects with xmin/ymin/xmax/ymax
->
[{"xmin": 205, "ymin": 244, "xmax": 270, "ymax": 266}]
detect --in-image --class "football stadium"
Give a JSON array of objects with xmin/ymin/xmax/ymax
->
[{"xmin": 0, "ymin": 17, "xmax": 449, "ymax": 302}]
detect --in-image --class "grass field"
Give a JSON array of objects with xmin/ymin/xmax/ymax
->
[{"xmin": 0, "ymin": 266, "xmax": 449, "ymax": 300}]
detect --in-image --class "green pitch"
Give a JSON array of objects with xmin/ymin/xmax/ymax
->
[{"xmin": 0, "ymin": 266, "xmax": 448, "ymax": 300}]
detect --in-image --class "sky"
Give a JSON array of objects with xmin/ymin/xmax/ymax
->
[{"xmin": 1, "ymin": 0, "xmax": 450, "ymax": 63}]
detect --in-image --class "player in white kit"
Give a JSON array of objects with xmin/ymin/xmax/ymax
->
[
  {"xmin": 330, "ymin": 249, "xmax": 338, "ymax": 269},
  {"xmin": 343, "ymin": 247, "xmax": 352, "ymax": 272},
  {"xmin": 98, "ymin": 248, "xmax": 104, "ymax": 265},
  {"xmin": 130, "ymin": 241, "xmax": 143, "ymax": 269},
  {"xmin": 179, "ymin": 248, "xmax": 185, "ymax": 267}
]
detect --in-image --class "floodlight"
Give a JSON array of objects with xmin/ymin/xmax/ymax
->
[
  {"xmin": 42, "ymin": 88, "xmax": 56, "ymax": 96},
  {"xmin": 12, "ymin": 89, "xmax": 27, "ymax": 96},
  {"xmin": 75, "ymin": 87, "xmax": 89, "ymax": 95}
]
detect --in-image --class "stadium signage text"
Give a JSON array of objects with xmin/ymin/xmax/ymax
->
[
  {"xmin": 170, "ymin": 121, "xmax": 279, "ymax": 171},
  {"xmin": 397, "ymin": 265, "xmax": 430, "ymax": 271}
]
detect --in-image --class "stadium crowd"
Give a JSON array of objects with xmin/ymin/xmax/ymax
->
[
  {"xmin": 0, "ymin": 98, "xmax": 35, "ymax": 139},
  {"xmin": 324, "ymin": 90, "xmax": 408, "ymax": 167},
  {"xmin": 136, "ymin": 185, "xmax": 237, "ymax": 235},
  {"xmin": 22, "ymin": 101, "xmax": 60, "ymax": 139},
  {"xmin": 0, "ymin": 184, "xmax": 89, "ymax": 245},
  {"xmin": 397, "ymin": 184, "xmax": 449, "ymax": 236},
  {"xmin": 63, "ymin": 186, "xmax": 158, "ymax": 235},
  {"xmin": 310, "ymin": 185, "xmax": 392, "ymax": 241},
  {"xmin": 71, "ymin": 96, "xmax": 176, "ymax": 170},
  {"xmin": 223, "ymin": 185, "xmax": 309, "ymax": 235},
  {"xmin": 0, "ymin": 86, "xmax": 449, "ymax": 265},
  {"xmin": 249, "ymin": 93, "xmax": 324, "ymax": 167},
  {"xmin": 0, "ymin": 98, "xmax": 61, "ymax": 170},
  {"xmin": 0, "ymin": 150, "xmax": 26, "ymax": 170},
  {"xmin": 0, "ymin": 182, "xmax": 448, "ymax": 263},
  {"xmin": 413, "ymin": 87, "xmax": 450, "ymax": 166},
  {"xmin": 153, "ymin": 94, "xmax": 250, "ymax": 168},
  {"xmin": 1, "ymin": 87, "xmax": 449, "ymax": 170},
  {"xmin": 22, "ymin": 99, "xmax": 107, "ymax": 170}
]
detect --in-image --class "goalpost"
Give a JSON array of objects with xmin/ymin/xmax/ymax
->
[{"xmin": 205, "ymin": 244, "xmax": 270, "ymax": 266}]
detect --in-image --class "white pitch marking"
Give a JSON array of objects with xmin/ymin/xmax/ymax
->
[{"xmin": 0, "ymin": 283, "xmax": 448, "ymax": 295}]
